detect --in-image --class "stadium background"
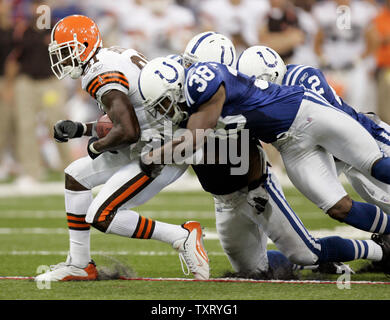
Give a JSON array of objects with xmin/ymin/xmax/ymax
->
[
  {"xmin": 0, "ymin": 0, "xmax": 389, "ymax": 189},
  {"xmin": 1, "ymin": 0, "xmax": 390, "ymax": 301}
]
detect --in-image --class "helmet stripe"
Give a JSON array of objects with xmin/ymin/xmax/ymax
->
[
  {"xmin": 190, "ymin": 32, "xmax": 215, "ymax": 54},
  {"xmin": 229, "ymin": 47, "xmax": 234, "ymax": 66},
  {"xmin": 138, "ymin": 71, "xmax": 146, "ymax": 100},
  {"xmin": 220, "ymin": 46, "xmax": 225, "ymax": 65}
]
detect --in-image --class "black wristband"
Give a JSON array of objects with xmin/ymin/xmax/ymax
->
[
  {"xmin": 87, "ymin": 137, "xmax": 101, "ymax": 159},
  {"xmin": 74, "ymin": 122, "xmax": 85, "ymax": 138}
]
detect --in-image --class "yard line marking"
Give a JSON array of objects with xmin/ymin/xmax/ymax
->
[
  {"xmin": 0, "ymin": 210, "xmax": 214, "ymax": 219},
  {"xmin": 0, "ymin": 250, "xmax": 226, "ymax": 256},
  {"xmin": 0, "ymin": 276, "xmax": 389, "ymax": 285},
  {"xmin": 0, "ymin": 226, "xmax": 373, "ymax": 242}
]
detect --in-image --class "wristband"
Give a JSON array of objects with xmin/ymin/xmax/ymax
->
[
  {"xmin": 89, "ymin": 142, "xmax": 100, "ymax": 154},
  {"xmin": 74, "ymin": 122, "xmax": 87, "ymax": 138}
]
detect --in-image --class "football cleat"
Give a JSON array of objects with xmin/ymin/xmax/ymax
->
[
  {"xmin": 172, "ymin": 221, "xmax": 209, "ymax": 280},
  {"xmin": 314, "ymin": 262, "xmax": 355, "ymax": 275},
  {"xmin": 34, "ymin": 260, "xmax": 98, "ymax": 282},
  {"xmin": 371, "ymin": 234, "xmax": 390, "ymax": 275}
]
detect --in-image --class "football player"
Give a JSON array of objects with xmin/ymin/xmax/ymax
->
[
  {"xmin": 237, "ymin": 45, "xmax": 390, "ymax": 236},
  {"xmin": 166, "ymin": 32, "xmax": 294, "ymax": 278},
  {"xmin": 137, "ymin": 56, "xmax": 390, "ymax": 274},
  {"xmin": 35, "ymin": 15, "xmax": 209, "ymax": 282},
  {"xmin": 163, "ymin": 32, "xmax": 378, "ymax": 277}
]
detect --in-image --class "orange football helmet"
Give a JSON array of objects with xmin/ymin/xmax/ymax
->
[{"xmin": 49, "ymin": 15, "xmax": 102, "ymax": 80}]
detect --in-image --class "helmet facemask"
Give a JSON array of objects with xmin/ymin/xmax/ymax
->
[
  {"xmin": 49, "ymin": 33, "xmax": 86, "ymax": 80},
  {"xmin": 182, "ymin": 52, "xmax": 197, "ymax": 69},
  {"xmin": 258, "ymin": 71, "xmax": 280, "ymax": 84},
  {"xmin": 145, "ymin": 87, "xmax": 188, "ymax": 126}
]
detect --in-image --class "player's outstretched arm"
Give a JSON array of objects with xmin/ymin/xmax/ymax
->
[
  {"xmin": 145, "ymin": 85, "xmax": 226, "ymax": 166},
  {"xmin": 88, "ymin": 90, "xmax": 140, "ymax": 156}
]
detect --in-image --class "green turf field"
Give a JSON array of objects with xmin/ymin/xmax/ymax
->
[{"xmin": 0, "ymin": 186, "xmax": 389, "ymax": 301}]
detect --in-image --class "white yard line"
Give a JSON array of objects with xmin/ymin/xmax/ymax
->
[
  {"xmin": 0, "ymin": 210, "xmax": 214, "ymax": 219},
  {"xmin": 0, "ymin": 225, "xmax": 373, "ymax": 243}
]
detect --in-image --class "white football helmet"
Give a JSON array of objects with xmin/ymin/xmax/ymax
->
[
  {"xmin": 236, "ymin": 46, "xmax": 287, "ymax": 85},
  {"xmin": 182, "ymin": 31, "xmax": 236, "ymax": 68},
  {"xmin": 138, "ymin": 57, "xmax": 187, "ymax": 125}
]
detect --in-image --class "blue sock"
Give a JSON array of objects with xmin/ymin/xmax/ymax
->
[
  {"xmin": 318, "ymin": 237, "xmax": 370, "ymax": 263},
  {"xmin": 372, "ymin": 157, "xmax": 390, "ymax": 184},
  {"xmin": 344, "ymin": 201, "xmax": 390, "ymax": 234},
  {"xmin": 267, "ymin": 250, "xmax": 293, "ymax": 271}
]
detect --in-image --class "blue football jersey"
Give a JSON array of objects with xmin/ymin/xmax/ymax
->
[
  {"xmin": 184, "ymin": 62, "xmax": 305, "ymax": 143},
  {"xmin": 283, "ymin": 64, "xmax": 390, "ymax": 146}
]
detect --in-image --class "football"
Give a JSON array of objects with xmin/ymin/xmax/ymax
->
[{"xmin": 96, "ymin": 114, "xmax": 113, "ymax": 138}]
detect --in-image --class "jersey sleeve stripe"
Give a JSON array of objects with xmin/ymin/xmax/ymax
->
[
  {"xmin": 86, "ymin": 71, "xmax": 129, "ymax": 98},
  {"xmin": 290, "ymin": 66, "xmax": 309, "ymax": 86},
  {"xmin": 89, "ymin": 78, "xmax": 130, "ymax": 98},
  {"xmin": 284, "ymin": 65, "xmax": 303, "ymax": 86},
  {"xmin": 86, "ymin": 71, "xmax": 128, "ymax": 91}
]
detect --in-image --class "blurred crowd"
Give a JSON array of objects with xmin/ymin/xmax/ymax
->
[{"xmin": 0, "ymin": 0, "xmax": 390, "ymax": 186}]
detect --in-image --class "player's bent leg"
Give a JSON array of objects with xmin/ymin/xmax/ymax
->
[
  {"xmin": 311, "ymin": 102, "xmax": 390, "ymax": 184},
  {"xmin": 36, "ymin": 154, "xmax": 132, "ymax": 282},
  {"xmin": 344, "ymin": 167, "xmax": 390, "ymax": 213},
  {"xmin": 327, "ymin": 197, "xmax": 390, "ymax": 235},
  {"xmin": 85, "ymin": 161, "xmax": 209, "ymax": 279},
  {"xmin": 261, "ymin": 171, "xmax": 389, "ymax": 271},
  {"xmin": 259, "ymin": 172, "xmax": 321, "ymax": 266},
  {"xmin": 213, "ymin": 191, "xmax": 269, "ymax": 275}
]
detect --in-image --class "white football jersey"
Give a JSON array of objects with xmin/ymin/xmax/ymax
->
[
  {"xmin": 82, "ymin": 47, "xmax": 150, "ymax": 129},
  {"xmin": 81, "ymin": 47, "xmax": 162, "ymax": 157}
]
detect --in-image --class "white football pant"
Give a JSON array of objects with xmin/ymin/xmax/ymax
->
[{"xmin": 272, "ymin": 93, "xmax": 383, "ymax": 212}]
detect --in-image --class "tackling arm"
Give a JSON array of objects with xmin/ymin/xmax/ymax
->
[{"xmin": 144, "ymin": 85, "xmax": 226, "ymax": 166}]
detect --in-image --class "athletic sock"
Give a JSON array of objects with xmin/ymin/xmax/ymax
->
[
  {"xmin": 106, "ymin": 209, "xmax": 188, "ymax": 245},
  {"xmin": 371, "ymin": 157, "xmax": 390, "ymax": 184},
  {"xmin": 344, "ymin": 201, "xmax": 390, "ymax": 234},
  {"xmin": 318, "ymin": 236, "xmax": 383, "ymax": 263},
  {"xmin": 267, "ymin": 250, "xmax": 294, "ymax": 271},
  {"xmin": 65, "ymin": 189, "xmax": 93, "ymax": 268}
]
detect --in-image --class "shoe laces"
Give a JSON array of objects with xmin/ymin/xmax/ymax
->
[
  {"xmin": 178, "ymin": 252, "xmax": 191, "ymax": 276},
  {"xmin": 49, "ymin": 262, "xmax": 68, "ymax": 271}
]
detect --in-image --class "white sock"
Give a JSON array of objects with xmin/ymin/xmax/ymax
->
[
  {"xmin": 65, "ymin": 189, "xmax": 93, "ymax": 268},
  {"xmin": 365, "ymin": 239, "xmax": 383, "ymax": 261},
  {"xmin": 106, "ymin": 209, "xmax": 188, "ymax": 245},
  {"xmin": 151, "ymin": 221, "xmax": 188, "ymax": 245},
  {"xmin": 106, "ymin": 209, "xmax": 140, "ymax": 237}
]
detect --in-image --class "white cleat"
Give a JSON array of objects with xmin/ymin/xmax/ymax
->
[
  {"xmin": 173, "ymin": 221, "xmax": 209, "ymax": 280},
  {"xmin": 34, "ymin": 260, "xmax": 98, "ymax": 282}
]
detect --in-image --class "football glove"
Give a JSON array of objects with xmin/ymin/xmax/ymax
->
[
  {"xmin": 247, "ymin": 177, "xmax": 269, "ymax": 214},
  {"xmin": 54, "ymin": 120, "xmax": 85, "ymax": 143}
]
